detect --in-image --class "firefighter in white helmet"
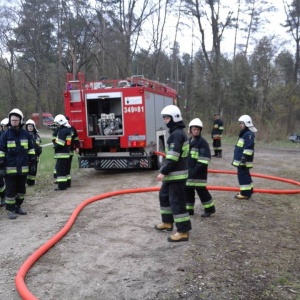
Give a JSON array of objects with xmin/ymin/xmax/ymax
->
[
  {"xmin": 65, "ymin": 116, "xmax": 80, "ymax": 188},
  {"xmin": 25, "ymin": 119, "xmax": 43, "ymax": 186},
  {"xmin": 52, "ymin": 114, "xmax": 72, "ymax": 191},
  {"xmin": 232, "ymin": 114, "xmax": 257, "ymax": 200},
  {"xmin": 0, "ymin": 109, "xmax": 36, "ymax": 219},
  {"xmin": 185, "ymin": 118, "xmax": 216, "ymax": 217},
  {"xmin": 155, "ymin": 105, "xmax": 191, "ymax": 242}
]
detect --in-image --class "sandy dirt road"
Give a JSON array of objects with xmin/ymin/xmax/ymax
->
[{"xmin": 0, "ymin": 144, "xmax": 299, "ymax": 300}]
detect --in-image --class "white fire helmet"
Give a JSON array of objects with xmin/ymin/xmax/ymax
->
[
  {"xmin": 54, "ymin": 114, "xmax": 71, "ymax": 127},
  {"xmin": 189, "ymin": 118, "xmax": 203, "ymax": 130},
  {"xmin": 1, "ymin": 118, "xmax": 9, "ymax": 126},
  {"xmin": 8, "ymin": 108, "xmax": 24, "ymax": 125},
  {"xmin": 161, "ymin": 105, "xmax": 182, "ymax": 122},
  {"xmin": 238, "ymin": 115, "xmax": 257, "ymax": 132},
  {"xmin": 25, "ymin": 119, "xmax": 39, "ymax": 132}
]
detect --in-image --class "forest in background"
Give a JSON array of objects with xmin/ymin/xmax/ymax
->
[{"xmin": 0, "ymin": 0, "xmax": 299, "ymax": 140}]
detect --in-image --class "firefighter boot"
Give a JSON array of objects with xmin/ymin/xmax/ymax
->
[
  {"xmin": 154, "ymin": 223, "xmax": 173, "ymax": 231},
  {"xmin": 201, "ymin": 206, "xmax": 216, "ymax": 218},
  {"xmin": 167, "ymin": 232, "xmax": 189, "ymax": 242},
  {"xmin": 217, "ymin": 150, "xmax": 222, "ymax": 158},
  {"xmin": 201, "ymin": 211, "xmax": 215, "ymax": 218},
  {"xmin": 0, "ymin": 198, "xmax": 5, "ymax": 207},
  {"xmin": 15, "ymin": 206, "xmax": 27, "ymax": 215},
  {"xmin": 8, "ymin": 211, "xmax": 17, "ymax": 220},
  {"xmin": 235, "ymin": 193, "xmax": 250, "ymax": 200}
]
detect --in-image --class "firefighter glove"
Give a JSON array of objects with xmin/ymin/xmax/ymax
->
[{"xmin": 240, "ymin": 157, "xmax": 246, "ymax": 165}]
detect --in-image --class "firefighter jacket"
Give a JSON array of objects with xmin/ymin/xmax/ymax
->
[
  {"xmin": 53, "ymin": 126, "xmax": 72, "ymax": 159},
  {"xmin": 160, "ymin": 121, "xmax": 189, "ymax": 182},
  {"xmin": 211, "ymin": 119, "xmax": 224, "ymax": 139},
  {"xmin": 186, "ymin": 135, "xmax": 211, "ymax": 188},
  {"xmin": 0, "ymin": 127, "xmax": 36, "ymax": 175},
  {"xmin": 232, "ymin": 128, "xmax": 255, "ymax": 168},
  {"xmin": 28, "ymin": 131, "xmax": 42, "ymax": 159}
]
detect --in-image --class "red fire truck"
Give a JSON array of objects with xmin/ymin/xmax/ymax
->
[{"xmin": 64, "ymin": 73, "xmax": 177, "ymax": 170}]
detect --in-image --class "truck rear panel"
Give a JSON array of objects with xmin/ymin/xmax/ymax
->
[{"xmin": 64, "ymin": 74, "xmax": 176, "ymax": 170}]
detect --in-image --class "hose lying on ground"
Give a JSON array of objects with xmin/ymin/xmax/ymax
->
[{"xmin": 15, "ymin": 171, "xmax": 300, "ymax": 300}]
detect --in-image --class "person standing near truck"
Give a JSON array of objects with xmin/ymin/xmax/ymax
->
[
  {"xmin": 155, "ymin": 105, "xmax": 191, "ymax": 242},
  {"xmin": 65, "ymin": 116, "xmax": 80, "ymax": 188},
  {"xmin": 0, "ymin": 109, "xmax": 36, "ymax": 219},
  {"xmin": 52, "ymin": 114, "xmax": 72, "ymax": 191}
]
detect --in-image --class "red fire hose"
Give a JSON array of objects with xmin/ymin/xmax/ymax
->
[{"xmin": 15, "ymin": 166, "xmax": 300, "ymax": 299}]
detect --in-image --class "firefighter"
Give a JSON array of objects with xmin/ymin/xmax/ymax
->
[
  {"xmin": 53, "ymin": 114, "xmax": 72, "ymax": 191},
  {"xmin": 25, "ymin": 119, "xmax": 43, "ymax": 186},
  {"xmin": 0, "ymin": 108, "xmax": 36, "ymax": 219},
  {"xmin": 185, "ymin": 118, "xmax": 216, "ymax": 217},
  {"xmin": 211, "ymin": 113, "xmax": 224, "ymax": 158},
  {"xmin": 155, "ymin": 105, "xmax": 191, "ymax": 242},
  {"xmin": 0, "ymin": 117, "xmax": 9, "ymax": 206},
  {"xmin": 232, "ymin": 115, "xmax": 257, "ymax": 200},
  {"xmin": 65, "ymin": 116, "xmax": 80, "ymax": 188}
]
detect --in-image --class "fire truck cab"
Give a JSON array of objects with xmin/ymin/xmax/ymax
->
[{"xmin": 64, "ymin": 73, "xmax": 177, "ymax": 170}]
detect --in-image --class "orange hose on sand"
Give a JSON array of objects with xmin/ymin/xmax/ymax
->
[
  {"xmin": 15, "ymin": 187, "xmax": 159, "ymax": 300},
  {"xmin": 15, "ymin": 169, "xmax": 300, "ymax": 299}
]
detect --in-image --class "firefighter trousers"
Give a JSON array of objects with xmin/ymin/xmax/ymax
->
[
  {"xmin": 185, "ymin": 187, "xmax": 215, "ymax": 214},
  {"xmin": 56, "ymin": 158, "xmax": 69, "ymax": 190},
  {"xmin": 213, "ymin": 139, "xmax": 222, "ymax": 155},
  {"xmin": 5, "ymin": 175, "xmax": 26, "ymax": 211},
  {"xmin": 237, "ymin": 166, "xmax": 253, "ymax": 197},
  {"xmin": 66, "ymin": 154, "xmax": 73, "ymax": 187},
  {"xmin": 159, "ymin": 181, "xmax": 191, "ymax": 233}
]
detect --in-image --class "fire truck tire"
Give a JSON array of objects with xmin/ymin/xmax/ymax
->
[{"xmin": 152, "ymin": 138, "xmax": 165, "ymax": 170}]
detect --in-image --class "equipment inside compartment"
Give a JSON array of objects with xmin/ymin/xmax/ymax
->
[{"xmin": 87, "ymin": 97, "xmax": 123, "ymax": 136}]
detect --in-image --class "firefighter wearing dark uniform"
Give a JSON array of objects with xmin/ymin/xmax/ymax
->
[
  {"xmin": 185, "ymin": 118, "xmax": 216, "ymax": 217},
  {"xmin": 232, "ymin": 115, "xmax": 257, "ymax": 200},
  {"xmin": 211, "ymin": 113, "xmax": 224, "ymax": 157},
  {"xmin": 0, "ymin": 117, "xmax": 9, "ymax": 207},
  {"xmin": 53, "ymin": 114, "xmax": 72, "ymax": 191},
  {"xmin": 0, "ymin": 109, "xmax": 36, "ymax": 219},
  {"xmin": 25, "ymin": 119, "xmax": 42, "ymax": 186},
  {"xmin": 155, "ymin": 105, "xmax": 191, "ymax": 242},
  {"xmin": 65, "ymin": 116, "xmax": 80, "ymax": 188}
]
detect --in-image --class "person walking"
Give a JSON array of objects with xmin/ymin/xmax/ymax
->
[
  {"xmin": 185, "ymin": 118, "xmax": 216, "ymax": 217},
  {"xmin": 53, "ymin": 114, "xmax": 72, "ymax": 191},
  {"xmin": 25, "ymin": 119, "xmax": 43, "ymax": 186},
  {"xmin": 0, "ymin": 117, "xmax": 9, "ymax": 207},
  {"xmin": 211, "ymin": 113, "xmax": 224, "ymax": 158},
  {"xmin": 155, "ymin": 105, "xmax": 191, "ymax": 242},
  {"xmin": 232, "ymin": 115, "xmax": 257, "ymax": 200},
  {"xmin": 0, "ymin": 109, "xmax": 36, "ymax": 219},
  {"xmin": 65, "ymin": 116, "xmax": 80, "ymax": 188}
]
